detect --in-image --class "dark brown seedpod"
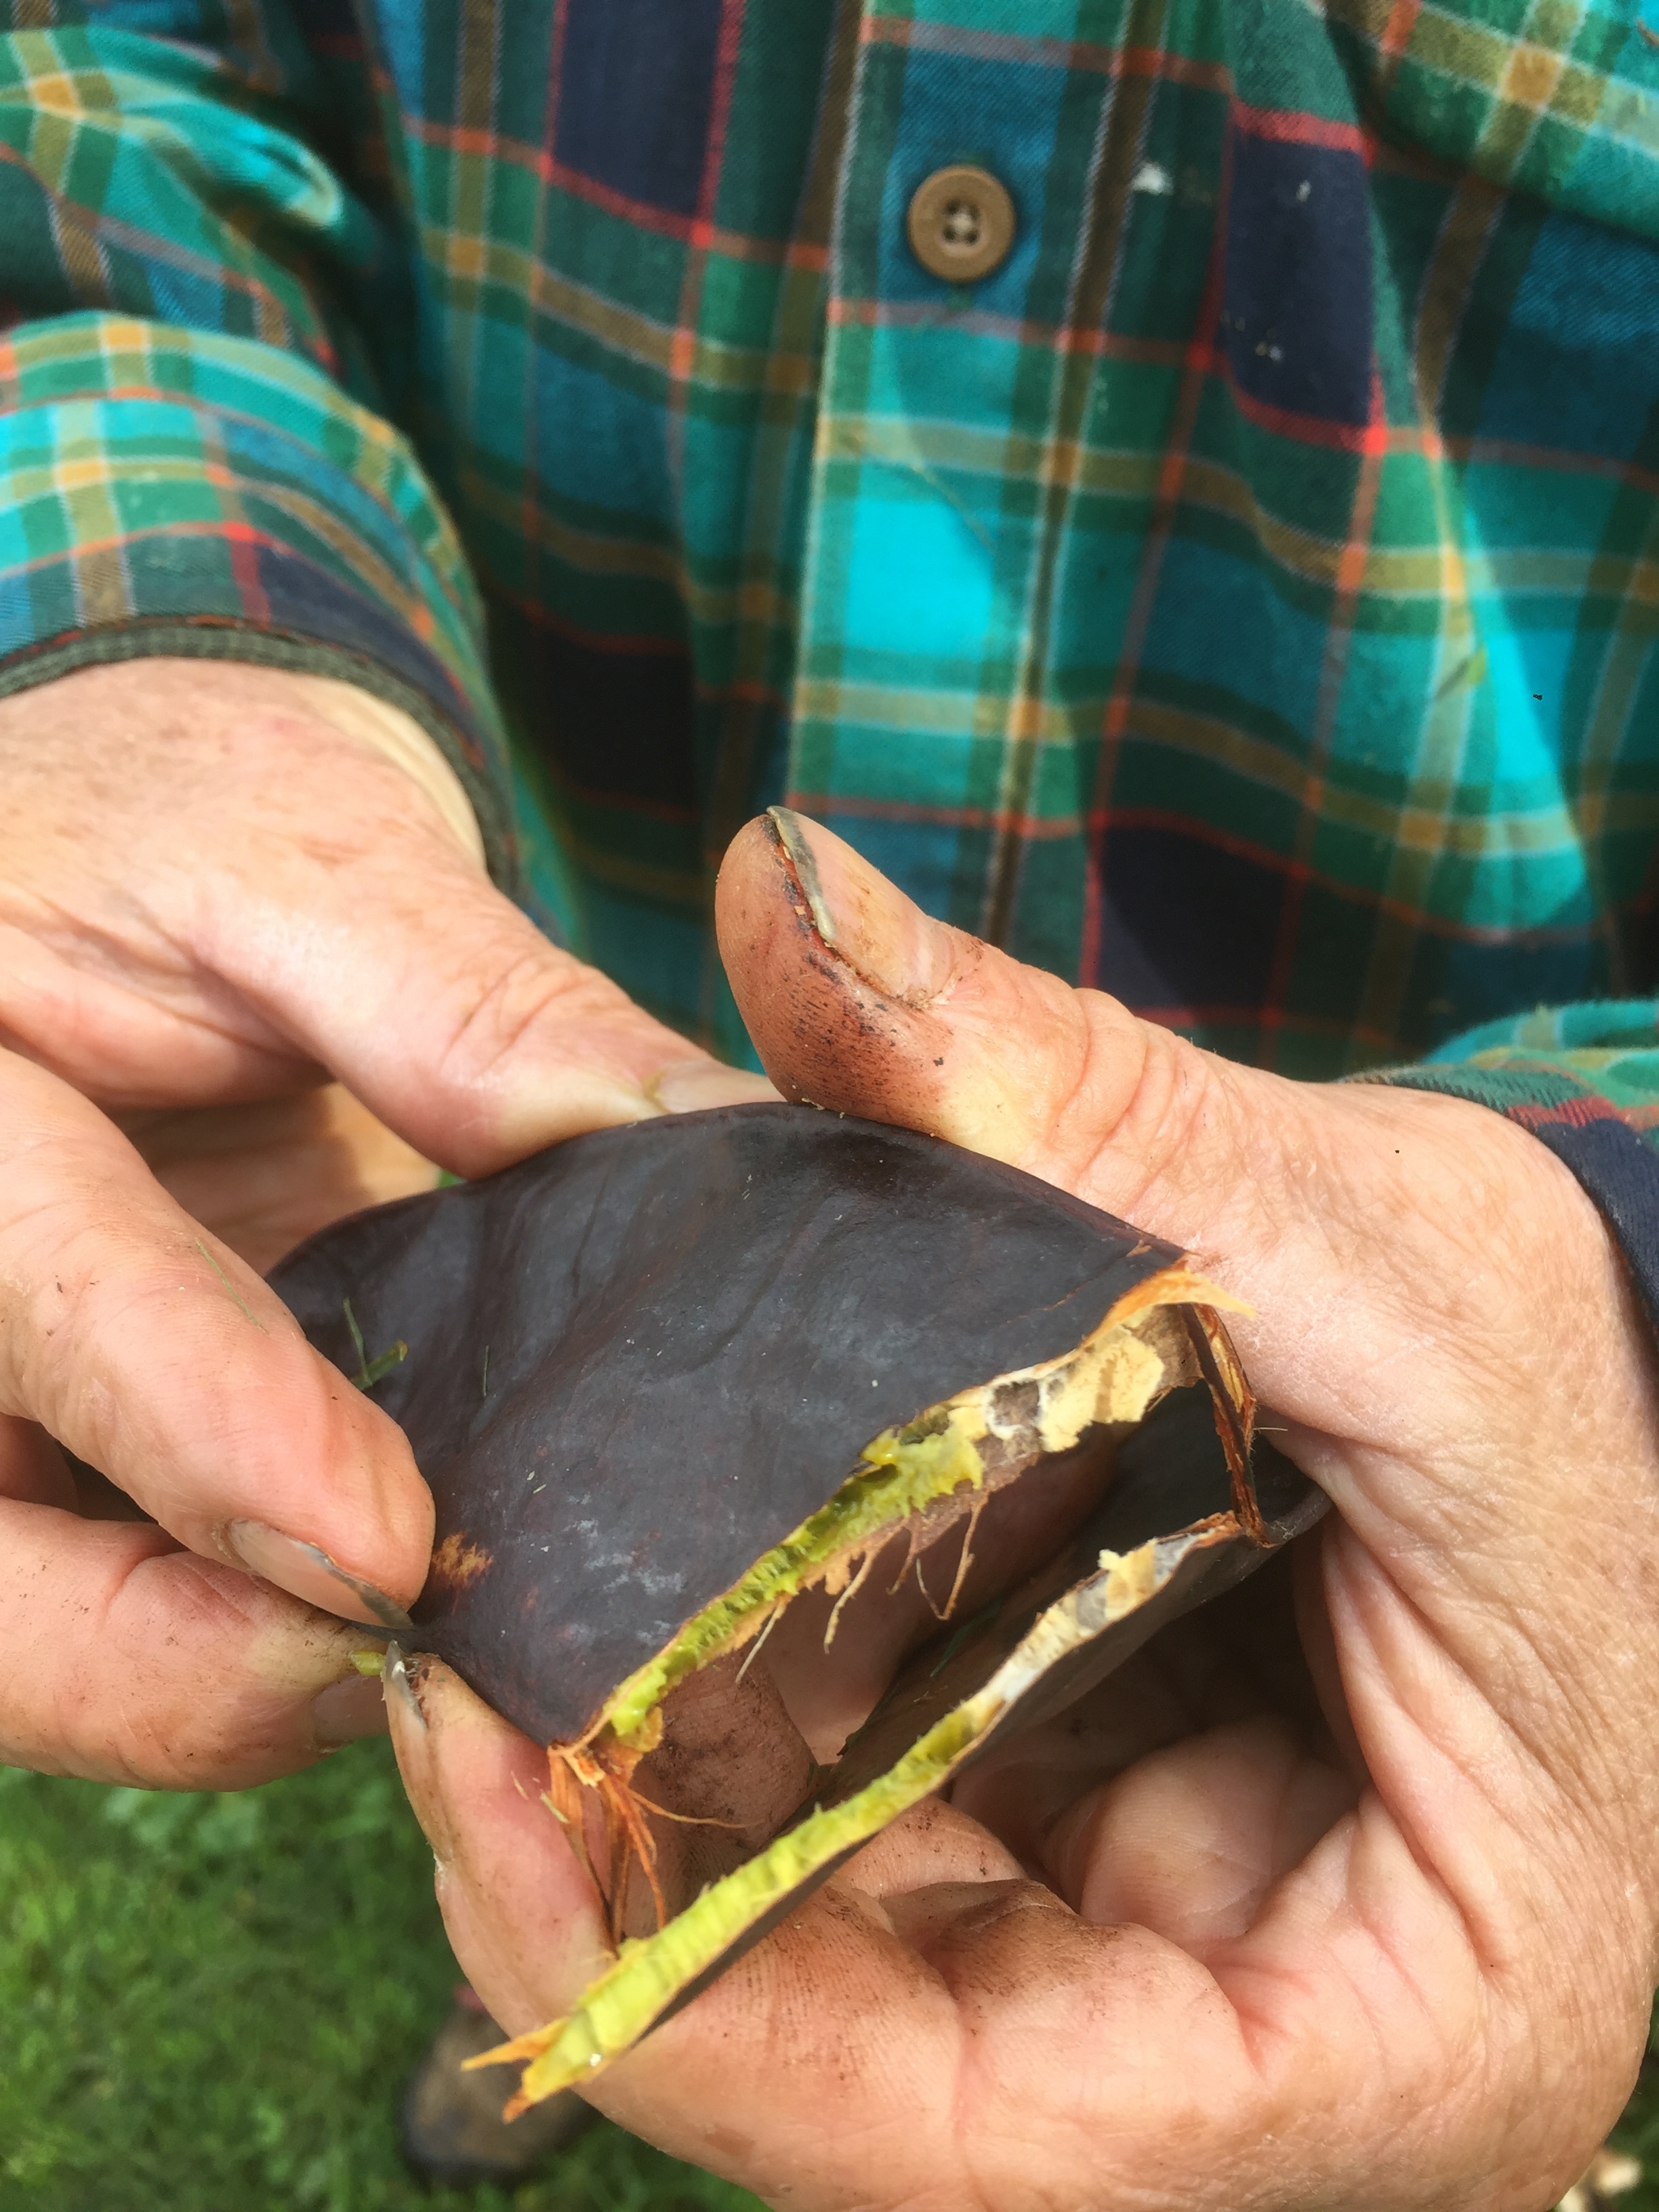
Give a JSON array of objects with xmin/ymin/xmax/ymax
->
[{"xmin": 270, "ymin": 1103, "xmax": 1320, "ymax": 2108}]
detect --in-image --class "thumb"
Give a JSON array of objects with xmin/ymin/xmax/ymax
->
[
  {"xmin": 714, "ymin": 805, "xmax": 1243, "ymax": 1237},
  {"xmin": 712, "ymin": 808, "xmax": 1623, "ymax": 1429}
]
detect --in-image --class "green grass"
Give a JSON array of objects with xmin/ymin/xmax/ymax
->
[
  {"xmin": 0, "ymin": 1744, "xmax": 762, "ymax": 2212},
  {"xmin": 4, "ymin": 1742, "xmax": 1656, "ymax": 2212},
  {"xmin": 1610, "ymin": 2051, "xmax": 1659, "ymax": 2207}
]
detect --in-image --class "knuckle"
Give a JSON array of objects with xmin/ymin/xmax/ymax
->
[
  {"xmin": 433, "ymin": 943, "xmax": 653, "ymax": 1094},
  {"xmin": 59, "ymin": 1547, "xmax": 318, "ymax": 1788}
]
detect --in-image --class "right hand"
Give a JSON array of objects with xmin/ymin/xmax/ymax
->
[
  {"xmin": 0, "ymin": 656, "xmax": 769, "ymax": 1791},
  {"xmin": 386, "ymin": 814, "xmax": 1659, "ymax": 2211}
]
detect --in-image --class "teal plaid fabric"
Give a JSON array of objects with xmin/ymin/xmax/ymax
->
[{"xmin": 3, "ymin": 0, "xmax": 1659, "ymax": 1270}]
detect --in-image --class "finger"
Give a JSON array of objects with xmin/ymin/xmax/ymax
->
[
  {"xmin": 715, "ymin": 805, "xmax": 1111, "ymax": 1173},
  {"xmin": 715, "ymin": 808, "xmax": 1581, "ymax": 1338},
  {"xmin": 1040, "ymin": 1714, "xmax": 1358, "ymax": 1950},
  {"xmin": 386, "ymin": 1652, "xmax": 612, "ymax": 2040},
  {"xmin": 0, "ymin": 1048, "xmax": 432, "ymax": 1619},
  {"xmin": 0, "ymin": 1414, "xmax": 163, "ymax": 1522},
  {"xmin": 714, "ymin": 808, "xmax": 1368, "ymax": 1414},
  {"xmin": 121, "ymin": 1084, "xmax": 441, "ymax": 1274},
  {"xmin": 0, "ymin": 661, "xmax": 773, "ymax": 1171},
  {"xmin": 0, "ymin": 1498, "xmax": 388, "ymax": 1786},
  {"xmin": 388, "ymin": 1650, "xmax": 972, "ymax": 2194},
  {"xmin": 197, "ymin": 759, "xmax": 777, "ymax": 1172},
  {"xmin": 0, "ymin": 1414, "xmax": 77, "ymax": 1509}
]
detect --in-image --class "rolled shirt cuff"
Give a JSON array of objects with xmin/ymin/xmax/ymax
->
[
  {"xmin": 1361, "ymin": 1003, "xmax": 1659, "ymax": 1331},
  {"xmin": 0, "ymin": 312, "xmax": 516, "ymax": 885}
]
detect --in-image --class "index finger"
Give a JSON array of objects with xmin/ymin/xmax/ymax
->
[{"xmin": 0, "ymin": 1046, "xmax": 432, "ymax": 1622}]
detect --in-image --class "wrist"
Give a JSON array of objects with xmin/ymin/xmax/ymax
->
[
  {"xmin": 0, "ymin": 655, "xmax": 487, "ymax": 871},
  {"xmin": 273, "ymin": 671, "xmax": 485, "ymax": 869}
]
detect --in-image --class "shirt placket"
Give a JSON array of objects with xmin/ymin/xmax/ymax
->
[{"xmin": 785, "ymin": 0, "xmax": 1136, "ymax": 977}]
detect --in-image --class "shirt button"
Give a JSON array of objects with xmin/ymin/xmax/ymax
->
[{"xmin": 905, "ymin": 165, "xmax": 1017, "ymax": 283}]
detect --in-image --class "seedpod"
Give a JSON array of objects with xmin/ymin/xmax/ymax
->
[{"xmin": 271, "ymin": 1103, "xmax": 1322, "ymax": 2108}]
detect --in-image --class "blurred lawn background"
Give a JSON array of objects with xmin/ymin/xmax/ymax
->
[
  {"xmin": 0, "ymin": 1742, "xmax": 761, "ymax": 2212},
  {"xmin": 2, "ymin": 1738, "xmax": 1654, "ymax": 2212}
]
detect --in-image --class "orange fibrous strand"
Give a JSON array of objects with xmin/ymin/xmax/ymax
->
[
  {"xmin": 548, "ymin": 1734, "xmax": 743, "ymax": 1946},
  {"xmin": 1181, "ymin": 1307, "xmax": 1263, "ymax": 1542},
  {"xmin": 541, "ymin": 1750, "xmax": 599, "ymax": 1893},
  {"xmin": 941, "ymin": 1494, "xmax": 985, "ymax": 1623},
  {"xmin": 546, "ymin": 1724, "xmax": 758, "ymax": 1949},
  {"xmin": 545, "ymin": 1737, "xmax": 668, "ymax": 1944},
  {"xmin": 627, "ymin": 1788, "xmax": 743, "ymax": 1832},
  {"xmin": 912, "ymin": 1548, "xmax": 949, "ymax": 1622},
  {"xmin": 734, "ymin": 1602, "xmax": 783, "ymax": 1685},
  {"xmin": 823, "ymin": 1546, "xmax": 876, "ymax": 1651}
]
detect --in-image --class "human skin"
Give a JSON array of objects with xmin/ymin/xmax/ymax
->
[
  {"xmin": 387, "ymin": 809, "xmax": 1659, "ymax": 2212},
  {"xmin": 0, "ymin": 658, "xmax": 769, "ymax": 1787}
]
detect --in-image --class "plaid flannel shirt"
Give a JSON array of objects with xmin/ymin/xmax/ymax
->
[{"xmin": 2, "ymin": 0, "xmax": 1659, "ymax": 1305}]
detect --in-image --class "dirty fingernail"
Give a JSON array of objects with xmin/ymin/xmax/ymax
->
[
  {"xmin": 767, "ymin": 806, "xmax": 954, "ymax": 1006},
  {"xmin": 384, "ymin": 1642, "xmax": 428, "ymax": 1732},
  {"xmin": 385, "ymin": 1645, "xmax": 459, "ymax": 1866},
  {"xmin": 310, "ymin": 1670, "xmax": 388, "ymax": 1748},
  {"xmin": 218, "ymin": 1518, "xmax": 415, "ymax": 1631}
]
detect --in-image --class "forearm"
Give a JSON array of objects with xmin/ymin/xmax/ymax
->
[
  {"xmin": 1364, "ymin": 1001, "xmax": 1659, "ymax": 1330},
  {"xmin": 0, "ymin": 12, "xmax": 514, "ymax": 879}
]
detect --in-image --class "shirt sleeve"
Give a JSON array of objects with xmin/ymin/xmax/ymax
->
[
  {"xmin": 0, "ymin": 0, "xmax": 514, "ymax": 880},
  {"xmin": 1366, "ymin": 1004, "xmax": 1659, "ymax": 1329}
]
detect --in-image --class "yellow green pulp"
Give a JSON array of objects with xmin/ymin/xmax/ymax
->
[
  {"xmin": 600, "ymin": 1418, "xmax": 985, "ymax": 1748},
  {"xmin": 501, "ymin": 1697, "xmax": 993, "ymax": 2105}
]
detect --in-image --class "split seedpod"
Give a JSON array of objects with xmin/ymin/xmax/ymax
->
[{"xmin": 272, "ymin": 1105, "xmax": 1320, "ymax": 2110}]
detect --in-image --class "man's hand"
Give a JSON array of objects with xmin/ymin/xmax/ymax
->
[
  {"xmin": 388, "ymin": 808, "xmax": 1659, "ymax": 2211},
  {"xmin": 0, "ymin": 658, "xmax": 769, "ymax": 1790}
]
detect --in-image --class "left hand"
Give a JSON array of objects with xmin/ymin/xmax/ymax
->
[
  {"xmin": 50, "ymin": 1082, "xmax": 441, "ymax": 1710},
  {"xmin": 389, "ymin": 809, "xmax": 1659, "ymax": 2212},
  {"xmin": 0, "ymin": 661, "xmax": 773, "ymax": 1789}
]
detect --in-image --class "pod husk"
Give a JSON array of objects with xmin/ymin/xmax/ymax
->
[
  {"xmin": 270, "ymin": 1103, "xmax": 1321, "ymax": 2106},
  {"xmin": 478, "ymin": 1391, "xmax": 1320, "ymax": 2110}
]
